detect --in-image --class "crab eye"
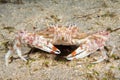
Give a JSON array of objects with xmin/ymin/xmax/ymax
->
[{"xmin": 19, "ymin": 30, "xmax": 25, "ymax": 34}]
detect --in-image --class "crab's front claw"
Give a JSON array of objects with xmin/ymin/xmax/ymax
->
[
  {"xmin": 66, "ymin": 46, "xmax": 108, "ymax": 64},
  {"xmin": 44, "ymin": 42, "xmax": 61, "ymax": 54},
  {"xmin": 51, "ymin": 47, "xmax": 61, "ymax": 54},
  {"xmin": 33, "ymin": 36, "xmax": 61, "ymax": 54},
  {"xmin": 66, "ymin": 47, "xmax": 91, "ymax": 60}
]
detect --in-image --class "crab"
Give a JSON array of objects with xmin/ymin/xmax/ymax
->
[{"xmin": 5, "ymin": 24, "xmax": 110, "ymax": 66}]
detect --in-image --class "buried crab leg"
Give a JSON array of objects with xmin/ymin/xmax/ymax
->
[{"xmin": 5, "ymin": 31, "xmax": 60, "ymax": 66}]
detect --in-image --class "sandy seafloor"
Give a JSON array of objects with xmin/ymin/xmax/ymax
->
[{"xmin": 0, "ymin": 0, "xmax": 120, "ymax": 80}]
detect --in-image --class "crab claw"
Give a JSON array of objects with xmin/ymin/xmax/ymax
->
[
  {"xmin": 66, "ymin": 46, "xmax": 108, "ymax": 64},
  {"xmin": 41, "ymin": 42, "xmax": 61, "ymax": 54},
  {"xmin": 5, "ymin": 33, "xmax": 61, "ymax": 66},
  {"xmin": 66, "ymin": 47, "xmax": 91, "ymax": 60},
  {"xmin": 29, "ymin": 35, "xmax": 61, "ymax": 54}
]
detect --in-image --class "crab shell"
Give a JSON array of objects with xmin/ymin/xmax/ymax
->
[{"xmin": 36, "ymin": 25, "xmax": 88, "ymax": 45}]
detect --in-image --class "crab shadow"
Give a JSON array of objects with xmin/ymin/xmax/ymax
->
[
  {"xmin": 27, "ymin": 45, "xmax": 78, "ymax": 62},
  {"xmin": 54, "ymin": 45, "xmax": 78, "ymax": 61}
]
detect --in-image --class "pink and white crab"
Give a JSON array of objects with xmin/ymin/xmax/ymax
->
[{"xmin": 5, "ymin": 24, "xmax": 110, "ymax": 66}]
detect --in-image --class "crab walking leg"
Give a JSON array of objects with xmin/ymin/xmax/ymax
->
[
  {"xmin": 110, "ymin": 45, "xmax": 116, "ymax": 56},
  {"xmin": 5, "ymin": 39, "xmax": 27, "ymax": 66},
  {"xmin": 92, "ymin": 47, "xmax": 108, "ymax": 63},
  {"xmin": 14, "ymin": 38, "xmax": 27, "ymax": 61},
  {"xmin": 14, "ymin": 47, "xmax": 27, "ymax": 62},
  {"xmin": 5, "ymin": 49, "xmax": 13, "ymax": 66}
]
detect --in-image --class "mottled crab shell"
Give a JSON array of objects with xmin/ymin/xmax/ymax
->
[{"xmin": 36, "ymin": 25, "xmax": 87, "ymax": 45}]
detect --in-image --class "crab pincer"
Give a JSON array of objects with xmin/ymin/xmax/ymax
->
[
  {"xmin": 5, "ymin": 30, "xmax": 60, "ymax": 66},
  {"xmin": 66, "ymin": 31, "xmax": 109, "ymax": 63}
]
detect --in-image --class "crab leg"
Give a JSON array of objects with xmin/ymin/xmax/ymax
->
[
  {"xmin": 66, "ymin": 45, "xmax": 108, "ymax": 62},
  {"xmin": 5, "ymin": 49, "xmax": 13, "ymax": 66},
  {"xmin": 91, "ymin": 47, "xmax": 108, "ymax": 63},
  {"xmin": 66, "ymin": 46, "xmax": 94, "ymax": 60},
  {"xmin": 66, "ymin": 38, "xmax": 95, "ymax": 60},
  {"xmin": 66, "ymin": 31, "xmax": 109, "ymax": 63},
  {"xmin": 30, "ymin": 35, "xmax": 60, "ymax": 54},
  {"xmin": 14, "ymin": 38, "xmax": 27, "ymax": 61},
  {"xmin": 5, "ymin": 38, "xmax": 27, "ymax": 66},
  {"xmin": 5, "ymin": 32, "xmax": 60, "ymax": 66}
]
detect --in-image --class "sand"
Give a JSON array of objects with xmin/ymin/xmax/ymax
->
[{"xmin": 0, "ymin": 0, "xmax": 120, "ymax": 80}]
